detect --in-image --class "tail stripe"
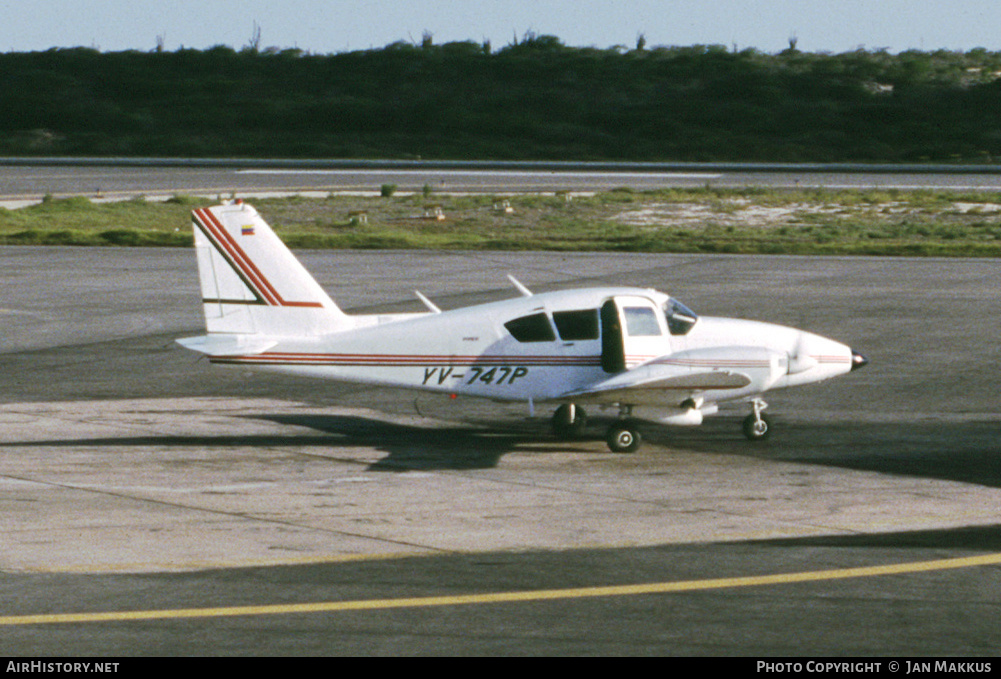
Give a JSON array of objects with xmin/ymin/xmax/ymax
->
[
  {"xmin": 193, "ymin": 209, "xmax": 267, "ymax": 305},
  {"xmin": 194, "ymin": 208, "xmax": 280, "ymax": 306},
  {"xmin": 202, "ymin": 208, "xmax": 311, "ymax": 307},
  {"xmin": 193, "ymin": 208, "xmax": 323, "ymax": 309}
]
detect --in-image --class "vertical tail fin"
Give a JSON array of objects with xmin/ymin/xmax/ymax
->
[{"xmin": 190, "ymin": 201, "xmax": 350, "ymax": 337}]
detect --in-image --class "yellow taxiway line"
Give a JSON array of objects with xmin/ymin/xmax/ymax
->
[{"xmin": 3, "ymin": 552, "xmax": 1000, "ymax": 626}]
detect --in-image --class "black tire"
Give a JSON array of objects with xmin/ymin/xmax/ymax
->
[
  {"xmin": 552, "ymin": 404, "xmax": 587, "ymax": 440},
  {"xmin": 742, "ymin": 413, "xmax": 773, "ymax": 441},
  {"xmin": 606, "ymin": 423, "xmax": 642, "ymax": 453}
]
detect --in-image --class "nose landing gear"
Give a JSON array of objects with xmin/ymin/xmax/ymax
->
[{"xmin": 742, "ymin": 398, "xmax": 772, "ymax": 441}]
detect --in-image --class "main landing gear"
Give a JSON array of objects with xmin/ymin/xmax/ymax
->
[
  {"xmin": 605, "ymin": 420, "xmax": 643, "ymax": 453},
  {"xmin": 551, "ymin": 403, "xmax": 588, "ymax": 440},
  {"xmin": 553, "ymin": 403, "xmax": 644, "ymax": 453},
  {"xmin": 604, "ymin": 404, "xmax": 643, "ymax": 453}
]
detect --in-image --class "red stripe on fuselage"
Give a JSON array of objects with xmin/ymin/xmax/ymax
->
[{"xmin": 208, "ymin": 352, "xmax": 603, "ymax": 367}]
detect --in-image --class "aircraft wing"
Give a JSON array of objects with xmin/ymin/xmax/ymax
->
[{"xmin": 560, "ymin": 365, "xmax": 751, "ymax": 406}]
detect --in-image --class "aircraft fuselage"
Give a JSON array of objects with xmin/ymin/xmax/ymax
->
[{"xmin": 208, "ymin": 286, "xmax": 857, "ymax": 410}]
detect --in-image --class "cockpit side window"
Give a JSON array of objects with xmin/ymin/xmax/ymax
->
[
  {"xmin": 623, "ymin": 306, "xmax": 662, "ymax": 336},
  {"xmin": 552, "ymin": 309, "xmax": 600, "ymax": 341},
  {"xmin": 664, "ymin": 298, "xmax": 698, "ymax": 336},
  {"xmin": 504, "ymin": 312, "xmax": 556, "ymax": 342}
]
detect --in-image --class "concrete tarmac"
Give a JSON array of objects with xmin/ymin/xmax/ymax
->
[{"xmin": 1, "ymin": 245, "xmax": 1000, "ymax": 655}]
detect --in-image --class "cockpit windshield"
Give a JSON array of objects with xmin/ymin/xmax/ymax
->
[{"xmin": 663, "ymin": 298, "xmax": 699, "ymax": 336}]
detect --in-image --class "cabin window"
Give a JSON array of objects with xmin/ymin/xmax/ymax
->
[
  {"xmin": 504, "ymin": 312, "xmax": 556, "ymax": 343},
  {"xmin": 623, "ymin": 306, "xmax": 662, "ymax": 336},
  {"xmin": 552, "ymin": 309, "xmax": 599, "ymax": 341}
]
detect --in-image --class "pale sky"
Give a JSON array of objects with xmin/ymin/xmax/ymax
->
[{"xmin": 3, "ymin": 0, "xmax": 1001, "ymax": 54}]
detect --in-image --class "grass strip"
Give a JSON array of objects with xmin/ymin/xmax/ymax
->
[{"xmin": 3, "ymin": 188, "xmax": 1001, "ymax": 257}]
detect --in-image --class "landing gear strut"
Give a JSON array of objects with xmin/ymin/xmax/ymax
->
[{"xmin": 742, "ymin": 398, "xmax": 772, "ymax": 441}]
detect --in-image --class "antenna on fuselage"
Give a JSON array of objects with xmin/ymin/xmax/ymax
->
[
  {"xmin": 414, "ymin": 290, "xmax": 442, "ymax": 313},
  {"xmin": 507, "ymin": 275, "xmax": 533, "ymax": 297}
]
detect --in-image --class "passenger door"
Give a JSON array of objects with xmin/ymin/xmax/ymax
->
[{"xmin": 601, "ymin": 296, "xmax": 670, "ymax": 373}]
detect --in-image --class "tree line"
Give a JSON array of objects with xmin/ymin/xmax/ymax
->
[{"xmin": 3, "ymin": 36, "xmax": 1001, "ymax": 162}]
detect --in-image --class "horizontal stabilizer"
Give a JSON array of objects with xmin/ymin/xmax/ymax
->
[{"xmin": 176, "ymin": 334, "xmax": 277, "ymax": 356}]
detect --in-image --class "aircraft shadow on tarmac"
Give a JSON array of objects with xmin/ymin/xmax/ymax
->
[
  {"xmin": 258, "ymin": 413, "xmax": 586, "ymax": 471},
  {"xmin": 252, "ymin": 411, "xmax": 1001, "ymax": 485},
  {"xmin": 753, "ymin": 522, "xmax": 1001, "ymax": 550},
  {"xmin": 4, "ymin": 411, "xmax": 998, "ymax": 482},
  {"xmin": 656, "ymin": 416, "xmax": 1001, "ymax": 489}
]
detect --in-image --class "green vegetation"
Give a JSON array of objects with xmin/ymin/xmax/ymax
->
[
  {"xmin": 4, "ymin": 38, "xmax": 1001, "ymax": 162},
  {"xmin": 4, "ymin": 189, "xmax": 1001, "ymax": 257},
  {"xmin": 0, "ymin": 195, "xmax": 199, "ymax": 246}
]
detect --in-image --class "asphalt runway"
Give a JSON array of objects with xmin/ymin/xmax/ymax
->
[
  {"xmin": 5, "ymin": 163, "xmax": 1001, "ymax": 205},
  {"xmin": 1, "ymin": 240, "xmax": 1000, "ymax": 656}
]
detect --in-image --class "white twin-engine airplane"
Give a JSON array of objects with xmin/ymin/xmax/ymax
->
[{"xmin": 178, "ymin": 201, "xmax": 868, "ymax": 453}]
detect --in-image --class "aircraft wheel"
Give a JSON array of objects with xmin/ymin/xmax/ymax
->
[
  {"xmin": 552, "ymin": 404, "xmax": 587, "ymax": 440},
  {"xmin": 742, "ymin": 413, "xmax": 773, "ymax": 441},
  {"xmin": 606, "ymin": 422, "xmax": 642, "ymax": 453}
]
